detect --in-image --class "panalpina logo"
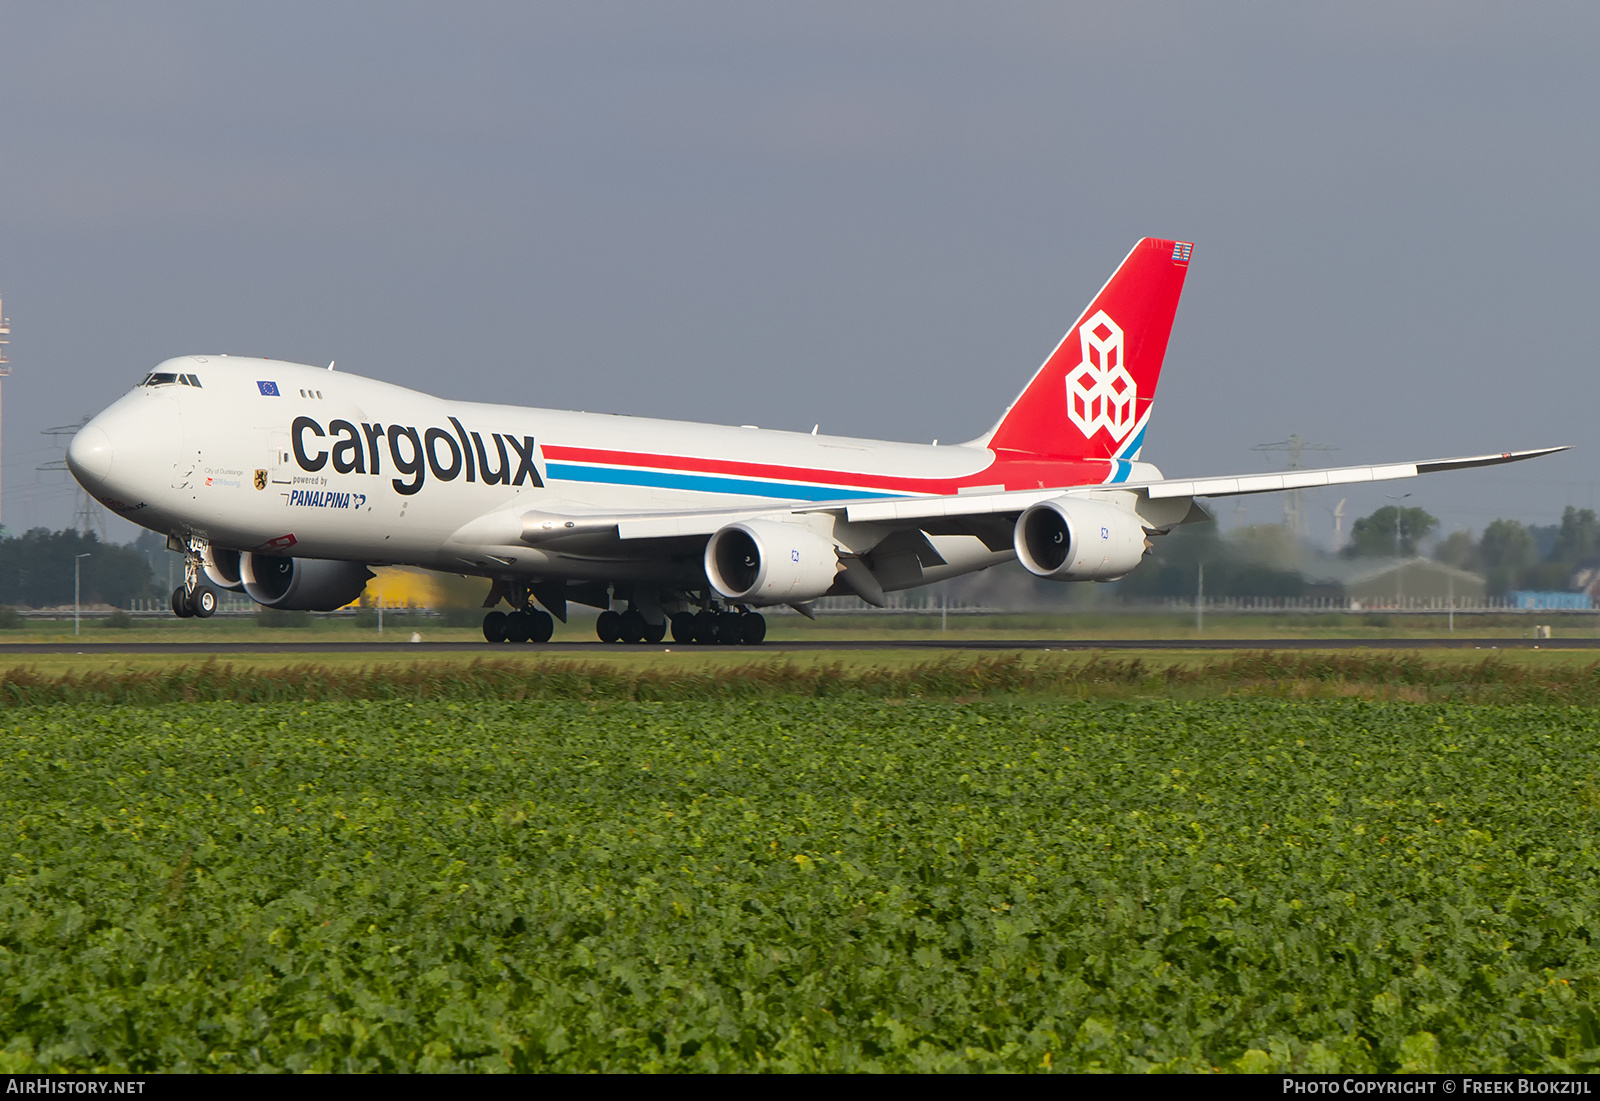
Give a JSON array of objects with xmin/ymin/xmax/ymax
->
[{"xmin": 1065, "ymin": 310, "xmax": 1137, "ymax": 443}]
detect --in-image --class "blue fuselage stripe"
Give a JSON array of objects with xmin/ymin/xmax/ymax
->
[
  {"xmin": 545, "ymin": 463, "xmax": 908, "ymax": 501},
  {"xmin": 1114, "ymin": 421, "xmax": 1147, "ymax": 461}
]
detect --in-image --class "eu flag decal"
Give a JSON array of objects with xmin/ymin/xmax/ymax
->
[
  {"xmin": 257, "ymin": 381, "xmax": 280, "ymax": 396},
  {"xmin": 1171, "ymin": 241, "xmax": 1193, "ymax": 264}
]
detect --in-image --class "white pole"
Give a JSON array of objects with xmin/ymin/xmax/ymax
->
[
  {"xmin": 1386, "ymin": 493, "xmax": 1411, "ymax": 610},
  {"xmin": 1196, "ymin": 562, "xmax": 1204, "ymax": 634},
  {"xmin": 74, "ymin": 553, "xmax": 91, "ymax": 636}
]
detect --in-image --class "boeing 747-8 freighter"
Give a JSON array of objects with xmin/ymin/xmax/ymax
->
[{"xmin": 66, "ymin": 239, "xmax": 1563, "ymax": 643}]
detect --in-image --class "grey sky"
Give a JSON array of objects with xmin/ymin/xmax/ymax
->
[{"xmin": 1, "ymin": 2, "xmax": 1595, "ymax": 546}]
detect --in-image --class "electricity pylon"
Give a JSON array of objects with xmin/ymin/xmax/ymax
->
[{"xmin": 1253, "ymin": 434, "xmax": 1337, "ymax": 539}]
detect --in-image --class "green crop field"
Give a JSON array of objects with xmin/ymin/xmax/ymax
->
[{"xmin": 4, "ymin": 660, "xmax": 1600, "ymax": 1072}]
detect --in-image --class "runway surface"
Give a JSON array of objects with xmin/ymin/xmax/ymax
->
[{"xmin": 0, "ymin": 637, "xmax": 1591, "ymax": 655}]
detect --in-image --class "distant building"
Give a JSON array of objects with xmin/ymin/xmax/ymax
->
[{"xmin": 1508, "ymin": 590, "xmax": 1592, "ymax": 611}]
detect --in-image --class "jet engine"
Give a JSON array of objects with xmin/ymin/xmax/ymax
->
[
  {"xmin": 704, "ymin": 519, "xmax": 840, "ymax": 605},
  {"xmin": 241, "ymin": 554, "xmax": 375, "ymax": 610},
  {"xmin": 1013, "ymin": 497, "xmax": 1149, "ymax": 582},
  {"xmin": 203, "ymin": 547, "xmax": 244, "ymax": 592}
]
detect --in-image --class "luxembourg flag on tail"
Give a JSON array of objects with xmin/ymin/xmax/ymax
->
[{"xmin": 985, "ymin": 237, "xmax": 1191, "ymax": 462}]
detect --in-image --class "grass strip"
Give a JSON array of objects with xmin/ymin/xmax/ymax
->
[{"xmin": 0, "ymin": 652, "xmax": 1598, "ymax": 705}]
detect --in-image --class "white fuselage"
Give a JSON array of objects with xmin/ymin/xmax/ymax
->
[{"xmin": 68, "ymin": 356, "xmax": 1161, "ymax": 591}]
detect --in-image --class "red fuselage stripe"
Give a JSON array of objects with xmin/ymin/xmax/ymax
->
[{"xmin": 539, "ymin": 445, "xmax": 1110, "ymax": 494}]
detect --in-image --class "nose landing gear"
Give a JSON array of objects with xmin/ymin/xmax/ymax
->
[{"xmin": 171, "ymin": 535, "xmax": 218, "ymax": 618}]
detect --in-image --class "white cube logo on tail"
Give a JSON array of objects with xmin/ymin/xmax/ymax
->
[{"xmin": 1065, "ymin": 310, "xmax": 1137, "ymax": 444}]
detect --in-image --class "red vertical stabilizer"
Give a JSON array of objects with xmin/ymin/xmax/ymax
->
[{"xmin": 985, "ymin": 237, "xmax": 1191, "ymax": 462}]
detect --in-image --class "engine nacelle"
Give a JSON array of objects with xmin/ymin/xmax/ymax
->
[
  {"xmin": 1014, "ymin": 497, "xmax": 1148, "ymax": 581},
  {"xmin": 241, "ymin": 554, "xmax": 374, "ymax": 610},
  {"xmin": 203, "ymin": 547, "xmax": 244, "ymax": 592},
  {"xmin": 705, "ymin": 520, "xmax": 840, "ymax": 605}
]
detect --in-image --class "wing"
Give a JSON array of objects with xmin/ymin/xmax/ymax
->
[
  {"xmin": 833, "ymin": 445, "xmax": 1570, "ymax": 526},
  {"xmin": 447, "ymin": 445, "xmax": 1567, "ymax": 555}
]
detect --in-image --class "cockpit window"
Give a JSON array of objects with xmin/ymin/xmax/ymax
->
[{"xmin": 139, "ymin": 373, "xmax": 202, "ymax": 387}]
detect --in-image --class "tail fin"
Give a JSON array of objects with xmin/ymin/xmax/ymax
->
[{"xmin": 984, "ymin": 237, "xmax": 1191, "ymax": 461}]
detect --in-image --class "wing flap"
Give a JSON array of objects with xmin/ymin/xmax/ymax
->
[
  {"xmin": 1145, "ymin": 462, "xmax": 1420, "ymax": 499},
  {"xmin": 843, "ymin": 490, "xmax": 1060, "ymax": 525},
  {"xmin": 615, "ymin": 515, "xmax": 717, "ymax": 540}
]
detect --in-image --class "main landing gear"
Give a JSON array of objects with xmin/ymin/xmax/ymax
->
[
  {"xmin": 592, "ymin": 596, "xmax": 765, "ymax": 645},
  {"xmin": 170, "ymin": 535, "xmax": 218, "ymax": 618},
  {"xmin": 658, "ymin": 608, "xmax": 766, "ymax": 646},
  {"xmin": 594, "ymin": 608, "xmax": 669, "ymax": 644},
  {"xmin": 482, "ymin": 606, "xmax": 554, "ymax": 643},
  {"xmin": 481, "ymin": 580, "xmax": 556, "ymax": 643},
  {"xmin": 480, "ymin": 582, "xmax": 768, "ymax": 646},
  {"xmin": 588, "ymin": 598, "xmax": 768, "ymax": 640}
]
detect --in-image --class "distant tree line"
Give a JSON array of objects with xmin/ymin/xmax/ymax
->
[
  {"xmin": 1342, "ymin": 505, "xmax": 1439, "ymax": 558},
  {"xmin": 1115, "ymin": 524, "xmax": 1313, "ymax": 600},
  {"xmin": 1433, "ymin": 506, "xmax": 1600, "ymax": 596},
  {"xmin": 1118, "ymin": 504, "xmax": 1600, "ymax": 601},
  {"xmin": 1338, "ymin": 503, "xmax": 1600, "ymax": 595},
  {"xmin": 0, "ymin": 529, "xmax": 155, "ymax": 608}
]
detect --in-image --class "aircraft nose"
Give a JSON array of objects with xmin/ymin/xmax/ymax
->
[{"xmin": 67, "ymin": 424, "xmax": 114, "ymax": 484}]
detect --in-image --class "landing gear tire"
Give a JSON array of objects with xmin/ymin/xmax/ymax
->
[
  {"xmin": 643, "ymin": 618, "xmax": 667, "ymax": 644},
  {"xmin": 171, "ymin": 586, "xmax": 195, "ymax": 618},
  {"xmin": 740, "ymin": 612, "xmax": 767, "ymax": 645},
  {"xmin": 618, "ymin": 609, "xmax": 646, "ymax": 644},
  {"xmin": 715, "ymin": 611, "xmax": 743, "ymax": 645},
  {"xmin": 670, "ymin": 612, "xmax": 697, "ymax": 643},
  {"xmin": 504, "ymin": 610, "xmax": 531, "ymax": 643},
  {"xmin": 189, "ymin": 587, "xmax": 218, "ymax": 618},
  {"xmin": 482, "ymin": 610, "xmax": 508, "ymax": 643},
  {"xmin": 525, "ymin": 609, "xmax": 554, "ymax": 643},
  {"xmin": 596, "ymin": 609, "xmax": 622, "ymax": 644},
  {"xmin": 692, "ymin": 610, "xmax": 718, "ymax": 645}
]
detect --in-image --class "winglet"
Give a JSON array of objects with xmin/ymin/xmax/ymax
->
[{"xmin": 1414, "ymin": 445, "xmax": 1570, "ymax": 474}]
